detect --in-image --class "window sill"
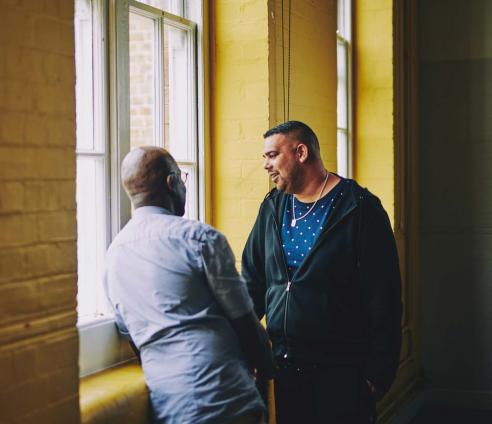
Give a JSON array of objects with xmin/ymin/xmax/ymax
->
[
  {"xmin": 80, "ymin": 361, "xmax": 150, "ymax": 424},
  {"xmin": 78, "ymin": 315, "xmax": 134, "ymax": 377}
]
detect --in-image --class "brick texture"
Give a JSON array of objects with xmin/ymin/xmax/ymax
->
[
  {"xmin": 211, "ymin": 0, "xmax": 271, "ymax": 257},
  {"xmin": 0, "ymin": 0, "xmax": 79, "ymax": 423}
]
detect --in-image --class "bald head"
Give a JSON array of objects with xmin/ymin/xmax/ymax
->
[{"xmin": 121, "ymin": 146, "xmax": 180, "ymax": 210}]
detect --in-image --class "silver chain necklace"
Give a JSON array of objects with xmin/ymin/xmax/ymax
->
[{"xmin": 291, "ymin": 172, "xmax": 330, "ymax": 227}]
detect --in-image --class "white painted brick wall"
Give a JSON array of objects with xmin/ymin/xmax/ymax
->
[{"xmin": 0, "ymin": 0, "xmax": 80, "ymax": 422}]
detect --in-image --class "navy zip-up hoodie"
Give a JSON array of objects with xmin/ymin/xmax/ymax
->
[{"xmin": 241, "ymin": 179, "xmax": 402, "ymax": 396}]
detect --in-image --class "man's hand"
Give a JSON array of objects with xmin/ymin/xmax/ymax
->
[{"xmin": 229, "ymin": 311, "xmax": 277, "ymax": 380}]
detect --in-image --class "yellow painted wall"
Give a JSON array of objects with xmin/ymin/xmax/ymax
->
[
  {"xmin": 210, "ymin": 1, "xmax": 271, "ymax": 256},
  {"xmin": 0, "ymin": 1, "xmax": 80, "ymax": 422},
  {"xmin": 354, "ymin": 0, "xmax": 394, "ymax": 223},
  {"xmin": 210, "ymin": 0, "xmax": 338, "ymax": 260},
  {"xmin": 269, "ymin": 0, "xmax": 338, "ymax": 172}
]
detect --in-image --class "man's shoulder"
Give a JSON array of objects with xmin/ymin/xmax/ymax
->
[
  {"xmin": 150, "ymin": 215, "xmax": 221, "ymax": 244},
  {"xmin": 109, "ymin": 214, "xmax": 222, "ymax": 249},
  {"xmin": 149, "ymin": 215, "xmax": 229, "ymax": 248},
  {"xmin": 259, "ymin": 187, "xmax": 285, "ymax": 210},
  {"xmin": 182, "ymin": 219, "xmax": 226, "ymax": 244},
  {"xmin": 343, "ymin": 178, "xmax": 380, "ymax": 203},
  {"xmin": 343, "ymin": 178, "xmax": 389, "ymax": 219}
]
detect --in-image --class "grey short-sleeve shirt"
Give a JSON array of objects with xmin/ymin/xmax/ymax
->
[{"xmin": 103, "ymin": 206, "xmax": 264, "ymax": 424}]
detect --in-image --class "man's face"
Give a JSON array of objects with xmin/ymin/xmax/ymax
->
[{"xmin": 263, "ymin": 133, "xmax": 301, "ymax": 193}]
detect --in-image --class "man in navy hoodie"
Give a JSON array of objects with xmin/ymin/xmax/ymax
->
[{"xmin": 242, "ymin": 121, "xmax": 402, "ymax": 424}]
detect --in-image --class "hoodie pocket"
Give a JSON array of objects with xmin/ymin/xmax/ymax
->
[
  {"xmin": 265, "ymin": 284, "xmax": 287, "ymax": 329},
  {"xmin": 286, "ymin": 285, "xmax": 332, "ymax": 343}
]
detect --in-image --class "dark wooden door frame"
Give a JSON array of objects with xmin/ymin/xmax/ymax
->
[{"xmin": 379, "ymin": 0, "xmax": 422, "ymax": 421}]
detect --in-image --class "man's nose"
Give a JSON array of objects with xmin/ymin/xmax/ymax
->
[{"xmin": 263, "ymin": 159, "xmax": 270, "ymax": 170}]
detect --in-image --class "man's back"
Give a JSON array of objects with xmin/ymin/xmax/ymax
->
[{"xmin": 104, "ymin": 206, "xmax": 264, "ymax": 424}]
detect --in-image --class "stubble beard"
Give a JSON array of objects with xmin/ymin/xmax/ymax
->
[{"xmin": 276, "ymin": 167, "xmax": 302, "ymax": 194}]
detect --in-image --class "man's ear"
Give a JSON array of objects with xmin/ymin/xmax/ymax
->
[
  {"xmin": 297, "ymin": 144, "xmax": 309, "ymax": 163},
  {"xmin": 166, "ymin": 174, "xmax": 175, "ymax": 191}
]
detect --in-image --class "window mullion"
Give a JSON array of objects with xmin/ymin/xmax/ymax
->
[
  {"xmin": 188, "ymin": 23, "xmax": 197, "ymax": 164},
  {"xmin": 110, "ymin": 0, "xmax": 131, "ymax": 236},
  {"xmin": 155, "ymin": 16, "xmax": 164, "ymax": 147},
  {"xmin": 336, "ymin": 0, "xmax": 352, "ymax": 178}
]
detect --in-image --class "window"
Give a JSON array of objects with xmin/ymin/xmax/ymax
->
[
  {"xmin": 336, "ymin": 0, "xmax": 352, "ymax": 178},
  {"xmin": 127, "ymin": 0, "xmax": 199, "ymax": 218},
  {"xmin": 75, "ymin": 0, "xmax": 204, "ymax": 375},
  {"xmin": 75, "ymin": 0, "xmax": 109, "ymax": 322}
]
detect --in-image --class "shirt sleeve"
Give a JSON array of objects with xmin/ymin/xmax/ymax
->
[
  {"xmin": 200, "ymin": 228, "xmax": 254, "ymax": 320},
  {"xmin": 113, "ymin": 304, "xmax": 131, "ymax": 340},
  {"xmin": 102, "ymin": 267, "xmax": 132, "ymax": 340}
]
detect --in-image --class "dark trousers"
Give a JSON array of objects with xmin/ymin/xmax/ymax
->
[{"xmin": 274, "ymin": 360, "xmax": 376, "ymax": 424}]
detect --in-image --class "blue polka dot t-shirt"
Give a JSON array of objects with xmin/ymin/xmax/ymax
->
[{"xmin": 281, "ymin": 179, "xmax": 346, "ymax": 278}]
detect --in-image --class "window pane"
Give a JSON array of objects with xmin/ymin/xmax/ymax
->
[
  {"xmin": 179, "ymin": 164, "xmax": 197, "ymax": 220},
  {"xmin": 337, "ymin": 130, "xmax": 348, "ymax": 178},
  {"xmin": 75, "ymin": 0, "xmax": 94, "ymax": 151},
  {"xmin": 337, "ymin": 40, "xmax": 348, "ymax": 130},
  {"xmin": 137, "ymin": 0, "xmax": 183, "ymax": 15},
  {"xmin": 130, "ymin": 11, "xmax": 157, "ymax": 148},
  {"xmin": 164, "ymin": 25, "xmax": 194, "ymax": 161},
  {"xmin": 76, "ymin": 156, "xmax": 106, "ymax": 318}
]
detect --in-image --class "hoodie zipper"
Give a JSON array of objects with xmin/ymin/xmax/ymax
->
[
  {"xmin": 283, "ymin": 281, "xmax": 292, "ymax": 349},
  {"xmin": 267, "ymin": 187, "xmax": 361, "ymax": 357}
]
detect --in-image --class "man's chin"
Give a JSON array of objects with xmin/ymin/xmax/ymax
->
[
  {"xmin": 273, "ymin": 178, "xmax": 285, "ymax": 191},
  {"xmin": 275, "ymin": 182, "xmax": 290, "ymax": 193}
]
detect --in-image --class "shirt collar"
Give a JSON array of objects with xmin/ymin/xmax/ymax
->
[{"xmin": 133, "ymin": 206, "xmax": 173, "ymax": 217}]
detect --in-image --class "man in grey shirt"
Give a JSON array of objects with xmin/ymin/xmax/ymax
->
[{"xmin": 103, "ymin": 146, "xmax": 275, "ymax": 424}]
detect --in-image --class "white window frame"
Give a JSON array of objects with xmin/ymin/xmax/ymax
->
[
  {"xmin": 76, "ymin": 0, "xmax": 205, "ymax": 376},
  {"xmin": 336, "ymin": 0, "xmax": 353, "ymax": 178},
  {"xmin": 75, "ymin": 0, "xmax": 112, "ymax": 324},
  {"xmin": 128, "ymin": 0, "xmax": 200, "ymax": 221}
]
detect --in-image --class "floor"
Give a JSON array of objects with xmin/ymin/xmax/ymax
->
[{"xmin": 408, "ymin": 405, "xmax": 492, "ymax": 424}]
